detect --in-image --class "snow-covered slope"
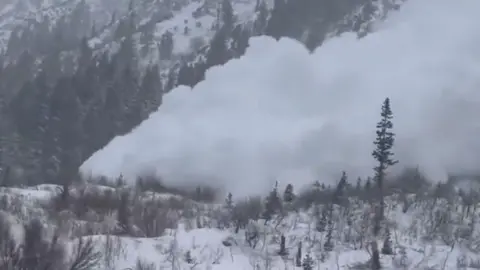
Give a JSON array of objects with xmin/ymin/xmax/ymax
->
[
  {"xmin": 0, "ymin": 0, "xmax": 258, "ymax": 61},
  {"xmin": 82, "ymin": 0, "xmax": 480, "ymax": 197}
]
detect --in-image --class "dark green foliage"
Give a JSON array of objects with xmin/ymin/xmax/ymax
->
[
  {"xmin": 278, "ymin": 235, "xmax": 288, "ymax": 256},
  {"xmin": 225, "ymin": 192, "xmax": 234, "ymax": 210},
  {"xmin": 315, "ymin": 205, "xmax": 327, "ymax": 232},
  {"xmin": 283, "ymin": 183, "xmax": 295, "ymax": 203},
  {"xmin": 263, "ymin": 181, "xmax": 282, "ymax": 221},
  {"xmin": 371, "ymin": 247, "xmax": 381, "ymax": 270},
  {"xmin": 372, "ymin": 98, "xmax": 398, "ymax": 184},
  {"xmin": 221, "ymin": 0, "xmax": 235, "ymax": 32},
  {"xmin": 333, "ymin": 171, "xmax": 348, "ymax": 205},
  {"xmin": 184, "ymin": 251, "xmax": 193, "ymax": 264},
  {"xmin": 372, "ymin": 97, "xmax": 398, "ymax": 235},
  {"xmin": 302, "ymin": 253, "xmax": 314, "ymax": 270},
  {"xmin": 381, "ymin": 227, "xmax": 393, "ymax": 255},
  {"xmin": 117, "ymin": 190, "xmax": 132, "ymax": 235},
  {"xmin": 296, "ymin": 242, "xmax": 302, "ymax": 267},
  {"xmin": 323, "ymin": 203, "xmax": 334, "ymax": 252}
]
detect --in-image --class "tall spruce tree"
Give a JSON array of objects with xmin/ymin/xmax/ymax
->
[
  {"xmin": 370, "ymin": 97, "xmax": 398, "ymax": 270},
  {"xmin": 295, "ymin": 242, "xmax": 302, "ymax": 267},
  {"xmin": 283, "ymin": 183, "xmax": 295, "ymax": 203},
  {"xmin": 372, "ymin": 97, "xmax": 398, "ymax": 229},
  {"xmin": 221, "ymin": 0, "xmax": 235, "ymax": 32},
  {"xmin": 263, "ymin": 181, "xmax": 282, "ymax": 222}
]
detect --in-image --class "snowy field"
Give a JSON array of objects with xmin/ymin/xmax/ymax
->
[
  {"xmin": 83, "ymin": 0, "xmax": 480, "ymax": 197},
  {"xmin": 1, "ymin": 182, "xmax": 480, "ymax": 270}
]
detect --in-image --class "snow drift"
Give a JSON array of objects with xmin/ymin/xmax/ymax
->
[{"xmin": 81, "ymin": 0, "xmax": 480, "ymax": 197}]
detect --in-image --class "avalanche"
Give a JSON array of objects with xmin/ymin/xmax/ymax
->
[{"xmin": 81, "ymin": 0, "xmax": 480, "ymax": 197}]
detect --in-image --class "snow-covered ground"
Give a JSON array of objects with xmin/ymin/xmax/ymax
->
[
  {"xmin": 2, "ymin": 182, "xmax": 480, "ymax": 270},
  {"xmin": 82, "ymin": 0, "xmax": 480, "ymax": 197}
]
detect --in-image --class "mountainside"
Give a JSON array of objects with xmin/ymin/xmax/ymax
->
[{"xmin": 0, "ymin": 0, "xmax": 406, "ymax": 186}]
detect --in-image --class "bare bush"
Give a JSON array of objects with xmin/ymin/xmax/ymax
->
[
  {"xmin": 0, "ymin": 211, "xmax": 21, "ymax": 269},
  {"xmin": 103, "ymin": 234, "xmax": 126, "ymax": 270},
  {"xmin": 135, "ymin": 258, "xmax": 157, "ymax": 270},
  {"xmin": 0, "ymin": 214, "xmax": 102, "ymax": 270},
  {"xmin": 67, "ymin": 237, "xmax": 102, "ymax": 270},
  {"xmin": 49, "ymin": 185, "xmax": 121, "ymax": 222},
  {"xmin": 132, "ymin": 199, "xmax": 179, "ymax": 237}
]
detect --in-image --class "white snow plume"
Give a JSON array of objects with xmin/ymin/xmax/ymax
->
[{"xmin": 81, "ymin": 0, "xmax": 480, "ymax": 197}]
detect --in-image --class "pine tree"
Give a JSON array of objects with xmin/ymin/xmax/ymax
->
[
  {"xmin": 381, "ymin": 227, "xmax": 393, "ymax": 255},
  {"xmin": 365, "ymin": 177, "xmax": 372, "ymax": 191},
  {"xmin": 253, "ymin": 0, "xmax": 268, "ymax": 35},
  {"xmin": 265, "ymin": 0, "xmax": 287, "ymax": 39},
  {"xmin": 278, "ymin": 234, "xmax": 287, "ymax": 256},
  {"xmin": 117, "ymin": 190, "xmax": 131, "ymax": 235},
  {"xmin": 295, "ymin": 242, "xmax": 302, "ymax": 267},
  {"xmin": 221, "ymin": 0, "xmax": 235, "ymax": 32},
  {"xmin": 263, "ymin": 181, "xmax": 281, "ymax": 222},
  {"xmin": 302, "ymin": 253, "xmax": 314, "ymax": 270},
  {"xmin": 356, "ymin": 177, "xmax": 362, "ymax": 192},
  {"xmin": 184, "ymin": 250, "xmax": 193, "ymax": 264},
  {"xmin": 283, "ymin": 183, "xmax": 295, "ymax": 203},
  {"xmin": 206, "ymin": 27, "xmax": 229, "ymax": 68},
  {"xmin": 372, "ymin": 97, "xmax": 398, "ymax": 226},
  {"xmin": 323, "ymin": 204, "xmax": 334, "ymax": 252},
  {"xmin": 315, "ymin": 205, "xmax": 327, "ymax": 232},
  {"xmin": 371, "ymin": 97, "xmax": 398, "ymax": 270},
  {"xmin": 225, "ymin": 192, "xmax": 233, "ymax": 210},
  {"xmin": 333, "ymin": 171, "xmax": 347, "ymax": 205}
]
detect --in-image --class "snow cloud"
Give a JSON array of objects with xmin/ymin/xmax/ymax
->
[{"xmin": 81, "ymin": 0, "xmax": 480, "ymax": 197}]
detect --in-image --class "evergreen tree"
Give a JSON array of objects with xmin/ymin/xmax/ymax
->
[
  {"xmin": 365, "ymin": 177, "xmax": 372, "ymax": 191},
  {"xmin": 371, "ymin": 97, "xmax": 398, "ymax": 270},
  {"xmin": 283, "ymin": 183, "xmax": 295, "ymax": 203},
  {"xmin": 278, "ymin": 234, "xmax": 287, "ymax": 256},
  {"xmin": 381, "ymin": 227, "xmax": 393, "ymax": 255},
  {"xmin": 315, "ymin": 205, "xmax": 327, "ymax": 232},
  {"xmin": 184, "ymin": 250, "xmax": 193, "ymax": 264},
  {"xmin": 159, "ymin": 31, "xmax": 174, "ymax": 60},
  {"xmin": 332, "ymin": 171, "xmax": 347, "ymax": 205},
  {"xmin": 117, "ymin": 190, "xmax": 131, "ymax": 234},
  {"xmin": 221, "ymin": 0, "xmax": 235, "ymax": 32},
  {"xmin": 371, "ymin": 249, "xmax": 381, "ymax": 270},
  {"xmin": 253, "ymin": 0, "xmax": 268, "ymax": 35},
  {"xmin": 263, "ymin": 182, "xmax": 282, "ymax": 222},
  {"xmin": 225, "ymin": 192, "xmax": 233, "ymax": 210},
  {"xmin": 231, "ymin": 26, "xmax": 250, "ymax": 57},
  {"xmin": 372, "ymin": 97, "xmax": 398, "ymax": 232},
  {"xmin": 265, "ymin": 0, "xmax": 287, "ymax": 39},
  {"xmin": 295, "ymin": 242, "xmax": 302, "ymax": 267},
  {"xmin": 302, "ymin": 253, "xmax": 314, "ymax": 270},
  {"xmin": 323, "ymin": 204, "xmax": 334, "ymax": 252},
  {"xmin": 355, "ymin": 177, "xmax": 362, "ymax": 193},
  {"xmin": 206, "ymin": 27, "xmax": 230, "ymax": 68}
]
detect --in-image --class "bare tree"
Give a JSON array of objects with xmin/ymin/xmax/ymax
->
[{"xmin": 68, "ymin": 237, "xmax": 102, "ymax": 270}]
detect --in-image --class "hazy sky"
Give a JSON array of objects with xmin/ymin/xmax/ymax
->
[{"xmin": 81, "ymin": 0, "xmax": 480, "ymax": 197}]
